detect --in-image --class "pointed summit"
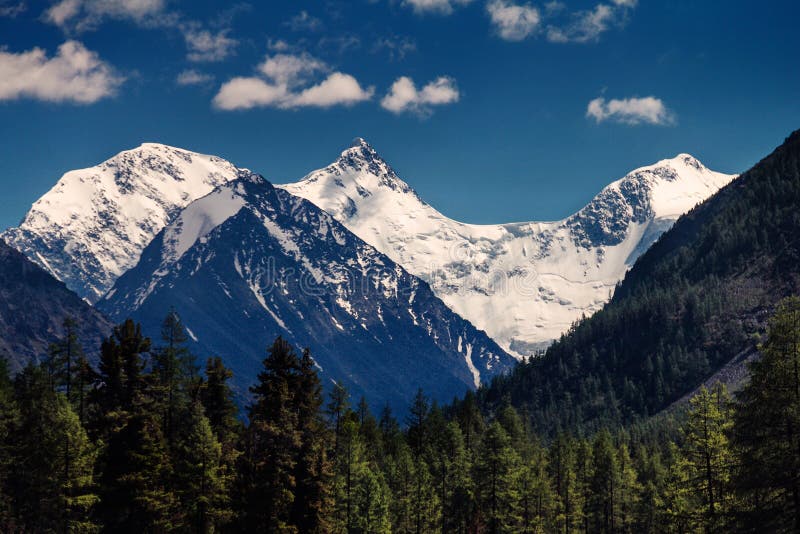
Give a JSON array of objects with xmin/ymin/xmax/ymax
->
[
  {"xmin": 286, "ymin": 138, "xmax": 420, "ymax": 201},
  {"xmin": 350, "ymin": 136, "xmax": 370, "ymax": 149}
]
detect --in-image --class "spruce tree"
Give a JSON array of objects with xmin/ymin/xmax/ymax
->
[
  {"xmin": 589, "ymin": 429, "xmax": 619, "ymax": 533},
  {"xmin": 98, "ymin": 410, "xmax": 179, "ymax": 531},
  {"xmin": 11, "ymin": 364, "xmax": 98, "ymax": 532},
  {"xmin": 475, "ymin": 421, "xmax": 521, "ymax": 533},
  {"xmin": 733, "ymin": 297, "xmax": 800, "ymax": 531},
  {"xmin": 152, "ymin": 310, "xmax": 197, "ymax": 446},
  {"xmin": 199, "ymin": 356, "xmax": 240, "ymax": 445},
  {"xmin": 241, "ymin": 336, "xmax": 302, "ymax": 531},
  {"xmin": 173, "ymin": 400, "xmax": 231, "ymax": 532},
  {"xmin": 678, "ymin": 383, "xmax": 733, "ymax": 531},
  {"xmin": 291, "ymin": 347, "xmax": 331, "ymax": 533}
]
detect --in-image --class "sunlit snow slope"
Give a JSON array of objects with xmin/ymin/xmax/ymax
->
[
  {"xmin": 281, "ymin": 139, "xmax": 736, "ymax": 358},
  {"xmin": 2, "ymin": 144, "xmax": 243, "ymax": 302}
]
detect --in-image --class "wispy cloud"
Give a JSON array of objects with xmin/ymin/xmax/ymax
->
[
  {"xmin": 381, "ymin": 76, "xmax": 459, "ymax": 116},
  {"xmin": 176, "ymin": 69, "xmax": 212, "ymax": 86},
  {"xmin": 182, "ymin": 26, "xmax": 237, "ymax": 62},
  {"xmin": 43, "ymin": 0, "xmax": 238, "ymax": 63},
  {"xmin": 213, "ymin": 52, "xmax": 373, "ymax": 111},
  {"xmin": 586, "ymin": 96, "xmax": 675, "ymax": 126},
  {"xmin": 286, "ymin": 10, "xmax": 323, "ymax": 32},
  {"xmin": 487, "ymin": 0, "xmax": 540, "ymax": 41},
  {"xmin": 487, "ymin": 0, "xmax": 637, "ymax": 43},
  {"xmin": 0, "ymin": 40, "xmax": 123, "ymax": 103},
  {"xmin": 402, "ymin": 0, "xmax": 474, "ymax": 15},
  {"xmin": 372, "ymin": 35, "xmax": 417, "ymax": 61},
  {"xmin": 43, "ymin": 0, "xmax": 165, "ymax": 32},
  {"xmin": 546, "ymin": 1, "xmax": 635, "ymax": 43}
]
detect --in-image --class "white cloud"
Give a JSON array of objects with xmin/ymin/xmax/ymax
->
[
  {"xmin": 213, "ymin": 77, "xmax": 287, "ymax": 110},
  {"xmin": 0, "ymin": 40, "xmax": 123, "ymax": 103},
  {"xmin": 487, "ymin": 0, "xmax": 540, "ymax": 41},
  {"xmin": 258, "ymin": 53, "xmax": 326, "ymax": 86},
  {"xmin": 286, "ymin": 10, "xmax": 322, "ymax": 32},
  {"xmin": 381, "ymin": 76, "xmax": 459, "ymax": 115},
  {"xmin": 586, "ymin": 96, "xmax": 675, "ymax": 126},
  {"xmin": 547, "ymin": 1, "xmax": 635, "ymax": 43},
  {"xmin": 213, "ymin": 52, "xmax": 373, "ymax": 111},
  {"xmin": 402, "ymin": 0, "xmax": 473, "ymax": 15},
  {"xmin": 182, "ymin": 27, "xmax": 237, "ymax": 62},
  {"xmin": 176, "ymin": 69, "xmax": 212, "ymax": 86},
  {"xmin": 44, "ymin": 0, "xmax": 164, "ymax": 31},
  {"xmin": 293, "ymin": 73, "xmax": 374, "ymax": 108}
]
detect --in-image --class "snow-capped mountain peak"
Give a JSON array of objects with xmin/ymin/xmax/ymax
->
[
  {"xmin": 99, "ymin": 172, "xmax": 515, "ymax": 411},
  {"xmin": 281, "ymin": 141, "xmax": 737, "ymax": 358},
  {"xmin": 297, "ymin": 138, "xmax": 419, "ymax": 202},
  {"xmin": 2, "ymin": 143, "xmax": 244, "ymax": 302}
]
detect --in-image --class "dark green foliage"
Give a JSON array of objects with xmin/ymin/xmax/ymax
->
[
  {"xmin": 733, "ymin": 296, "xmax": 800, "ymax": 531},
  {"xmin": 199, "ymin": 356, "xmax": 240, "ymax": 445},
  {"xmin": 11, "ymin": 363, "xmax": 98, "ymax": 532},
  {"xmin": 3, "ymin": 298, "xmax": 800, "ymax": 532},
  {"xmin": 152, "ymin": 310, "xmax": 197, "ymax": 446}
]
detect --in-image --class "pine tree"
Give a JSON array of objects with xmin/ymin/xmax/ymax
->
[
  {"xmin": 678, "ymin": 383, "xmax": 733, "ymax": 531},
  {"xmin": 734, "ymin": 297, "xmax": 800, "ymax": 531},
  {"xmin": 615, "ymin": 442, "xmax": 641, "ymax": 533},
  {"xmin": 90, "ymin": 319, "xmax": 151, "ymax": 436},
  {"xmin": 240, "ymin": 336, "xmax": 302, "ymax": 531},
  {"xmin": 173, "ymin": 400, "xmax": 231, "ymax": 532},
  {"xmin": 92, "ymin": 321, "xmax": 180, "ymax": 531},
  {"xmin": 11, "ymin": 364, "xmax": 99, "ymax": 532},
  {"xmin": 291, "ymin": 347, "xmax": 331, "ymax": 533},
  {"xmin": 46, "ymin": 317, "xmax": 81, "ymax": 396},
  {"xmin": 98, "ymin": 410, "xmax": 180, "ymax": 531},
  {"xmin": 199, "ymin": 356, "xmax": 240, "ymax": 445},
  {"xmin": 406, "ymin": 388, "xmax": 429, "ymax": 457},
  {"xmin": 518, "ymin": 437, "xmax": 554, "ymax": 533},
  {"xmin": 152, "ymin": 310, "xmax": 197, "ymax": 446},
  {"xmin": 475, "ymin": 421, "xmax": 521, "ymax": 533},
  {"xmin": 440, "ymin": 421, "xmax": 474, "ymax": 532},
  {"xmin": 589, "ymin": 429, "xmax": 619, "ymax": 533},
  {"xmin": 549, "ymin": 433, "xmax": 581, "ymax": 533},
  {"xmin": 334, "ymin": 417, "xmax": 391, "ymax": 533}
]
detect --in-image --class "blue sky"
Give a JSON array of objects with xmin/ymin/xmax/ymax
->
[{"xmin": 0, "ymin": 0, "xmax": 798, "ymax": 230}]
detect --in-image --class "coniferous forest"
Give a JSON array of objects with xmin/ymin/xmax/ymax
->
[{"xmin": 0, "ymin": 297, "xmax": 798, "ymax": 533}]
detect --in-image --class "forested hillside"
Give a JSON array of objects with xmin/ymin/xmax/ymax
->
[
  {"xmin": 1, "ymin": 299, "xmax": 800, "ymax": 532},
  {"xmin": 475, "ymin": 129, "xmax": 800, "ymax": 436}
]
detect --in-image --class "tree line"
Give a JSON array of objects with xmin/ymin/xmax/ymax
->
[{"xmin": 0, "ymin": 297, "xmax": 799, "ymax": 532}]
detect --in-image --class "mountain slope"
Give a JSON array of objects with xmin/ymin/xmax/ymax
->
[
  {"xmin": 281, "ymin": 139, "xmax": 735, "ymax": 357},
  {"xmin": 2, "ymin": 144, "xmax": 244, "ymax": 302},
  {"xmin": 472, "ymin": 129, "xmax": 800, "ymax": 436},
  {"xmin": 0, "ymin": 239, "xmax": 112, "ymax": 373},
  {"xmin": 98, "ymin": 173, "xmax": 515, "ymax": 411}
]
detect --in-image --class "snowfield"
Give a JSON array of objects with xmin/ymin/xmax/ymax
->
[{"xmin": 281, "ymin": 139, "xmax": 736, "ymax": 357}]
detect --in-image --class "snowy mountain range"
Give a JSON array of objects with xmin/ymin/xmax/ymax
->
[
  {"xmin": 282, "ymin": 139, "xmax": 736, "ymax": 357},
  {"xmin": 96, "ymin": 172, "xmax": 514, "ymax": 410},
  {"xmin": 1, "ymin": 144, "xmax": 243, "ymax": 302},
  {"xmin": 0, "ymin": 139, "xmax": 736, "ymax": 405}
]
